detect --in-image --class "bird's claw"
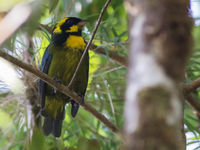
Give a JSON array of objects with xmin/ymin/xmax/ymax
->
[{"xmin": 78, "ymin": 94, "xmax": 84, "ymax": 105}]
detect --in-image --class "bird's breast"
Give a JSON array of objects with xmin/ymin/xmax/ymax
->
[
  {"xmin": 65, "ymin": 35, "xmax": 86, "ymax": 50},
  {"xmin": 48, "ymin": 48, "xmax": 84, "ymax": 85}
]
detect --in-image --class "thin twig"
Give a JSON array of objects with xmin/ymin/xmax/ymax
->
[
  {"xmin": 39, "ymin": 24, "xmax": 52, "ymax": 33},
  {"xmin": 68, "ymin": 0, "xmax": 112, "ymax": 88},
  {"xmin": 0, "ymin": 50, "xmax": 119, "ymax": 133},
  {"xmin": 103, "ymin": 77, "xmax": 117, "ymax": 124},
  {"xmin": 90, "ymin": 43, "xmax": 128, "ymax": 67}
]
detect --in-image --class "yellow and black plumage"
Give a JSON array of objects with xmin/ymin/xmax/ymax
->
[{"xmin": 39, "ymin": 17, "xmax": 89, "ymax": 137}]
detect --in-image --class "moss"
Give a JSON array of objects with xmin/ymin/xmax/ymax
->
[{"xmin": 138, "ymin": 85, "xmax": 171, "ymax": 123}]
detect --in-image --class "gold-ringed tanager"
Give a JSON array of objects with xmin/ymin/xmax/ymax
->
[{"xmin": 39, "ymin": 17, "xmax": 89, "ymax": 137}]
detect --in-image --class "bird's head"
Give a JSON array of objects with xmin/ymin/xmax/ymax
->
[
  {"xmin": 51, "ymin": 17, "xmax": 88, "ymax": 48},
  {"xmin": 53, "ymin": 17, "xmax": 88, "ymax": 36}
]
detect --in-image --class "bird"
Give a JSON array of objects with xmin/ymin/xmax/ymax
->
[{"xmin": 38, "ymin": 17, "xmax": 89, "ymax": 137}]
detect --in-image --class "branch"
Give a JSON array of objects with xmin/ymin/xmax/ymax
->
[
  {"xmin": 0, "ymin": 50, "xmax": 119, "ymax": 133},
  {"xmin": 184, "ymin": 94, "xmax": 200, "ymax": 115},
  {"xmin": 183, "ymin": 78, "xmax": 200, "ymax": 115},
  {"xmin": 90, "ymin": 43, "xmax": 128, "ymax": 67},
  {"xmin": 68, "ymin": 0, "xmax": 112, "ymax": 87},
  {"xmin": 184, "ymin": 77, "xmax": 200, "ymax": 92}
]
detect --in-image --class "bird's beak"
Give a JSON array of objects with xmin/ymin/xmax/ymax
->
[{"xmin": 77, "ymin": 20, "xmax": 88, "ymax": 28}]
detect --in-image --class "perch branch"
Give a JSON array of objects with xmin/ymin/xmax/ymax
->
[{"xmin": 0, "ymin": 50, "xmax": 119, "ymax": 133}]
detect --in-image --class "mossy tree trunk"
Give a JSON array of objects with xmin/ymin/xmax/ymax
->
[{"xmin": 123, "ymin": 0, "xmax": 193, "ymax": 149}]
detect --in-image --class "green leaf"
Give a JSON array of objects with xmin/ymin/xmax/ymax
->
[
  {"xmin": 187, "ymin": 140, "xmax": 200, "ymax": 145},
  {"xmin": 39, "ymin": 25, "xmax": 51, "ymax": 42},
  {"xmin": 111, "ymin": 27, "xmax": 118, "ymax": 37},
  {"xmin": 119, "ymin": 30, "xmax": 127, "ymax": 38},
  {"xmin": 185, "ymin": 119, "xmax": 200, "ymax": 136}
]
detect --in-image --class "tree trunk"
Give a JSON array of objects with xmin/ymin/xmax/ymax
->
[{"xmin": 123, "ymin": 0, "xmax": 193, "ymax": 149}]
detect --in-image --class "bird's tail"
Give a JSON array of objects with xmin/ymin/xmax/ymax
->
[
  {"xmin": 42, "ymin": 106, "xmax": 65, "ymax": 137},
  {"xmin": 52, "ymin": 119, "xmax": 63, "ymax": 137},
  {"xmin": 43, "ymin": 117, "xmax": 53, "ymax": 136},
  {"xmin": 42, "ymin": 118, "xmax": 63, "ymax": 137}
]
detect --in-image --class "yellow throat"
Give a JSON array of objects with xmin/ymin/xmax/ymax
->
[{"xmin": 65, "ymin": 35, "xmax": 86, "ymax": 50}]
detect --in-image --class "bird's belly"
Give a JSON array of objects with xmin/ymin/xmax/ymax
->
[
  {"xmin": 48, "ymin": 49, "xmax": 85, "ymax": 86},
  {"xmin": 44, "ymin": 48, "xmax": 88, "ymax": 119}
]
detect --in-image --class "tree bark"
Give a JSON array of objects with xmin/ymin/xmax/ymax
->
[{"xmin": 123, "ymin": 0, "xmax": 193, "ymax": 149}]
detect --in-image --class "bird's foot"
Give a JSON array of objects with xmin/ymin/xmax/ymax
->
[{"xmin": 78, "ymin": 94, "xmax": 84, "ymax": 105}]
